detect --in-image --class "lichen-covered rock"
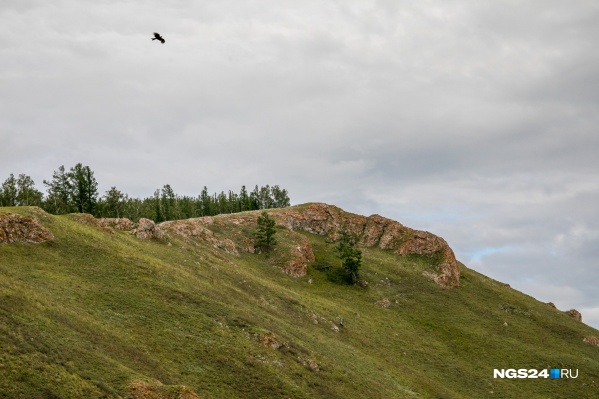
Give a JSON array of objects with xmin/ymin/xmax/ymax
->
[
  {"xmin": 283, "ymin": 234, "xmax": 315, "ymax": 277},
  {"xmin": 566, "ymin": 309, "xmax": 582, "ymax": 322},
  {"xmin": 136, "ymin": 218, "xmax": 156, "ymax": 239},
  {"xmin": 0, "ymin": 213, "xmax": 54, "ymax": 243},
  {"xmin": 98, "ymin": 218, "xmax": 136, "ymax": 231},
  {"xmin": 155, "ymin": 218, "xmax": 239, "ymax": 255}
]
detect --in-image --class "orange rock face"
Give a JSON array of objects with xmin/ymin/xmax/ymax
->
[{"xmin": 273, "ymin": 203, "xmax": 460, "ymax": 287}]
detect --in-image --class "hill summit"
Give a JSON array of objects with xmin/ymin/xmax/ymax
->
[{"xmin": 1, "ymin": 204, "xmax": 598, "ymax": 398}]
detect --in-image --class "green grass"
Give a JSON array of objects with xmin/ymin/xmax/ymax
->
[{"xmin": 1, "ymin": 206, "xmax": 598, "ymax": 398}]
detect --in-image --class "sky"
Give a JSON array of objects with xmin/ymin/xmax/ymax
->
[{"xmin": 1, "ymin": 0, "xmax": 598, "ymax": 329}]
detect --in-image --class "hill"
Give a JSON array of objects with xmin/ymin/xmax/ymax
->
[{"xmin": 1, "ymin": 204, "xmax": 598, "ymax": 398}]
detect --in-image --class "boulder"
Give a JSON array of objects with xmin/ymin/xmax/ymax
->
[
  {"xmin": 583, "ymin": 336, "xmax": 599, "ymax": 346},
  {"xmin": 136, "ymin": 218, "xmax": 156, "ymax": 239},
  {"xmin": 566, "ymin": 309, "xmax": 582, "ymax": 322},
  {"xmin": 0, "ymin": 213, "xmax": 54, "ymax": 243}
]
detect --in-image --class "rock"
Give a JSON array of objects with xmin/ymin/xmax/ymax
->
[
  {"xmin": 136, "ymin": 218, "xmax": 156, "ymax": 239},
  {"xmin": 155, "ymin": 218, "xmax": 239, "ymax": 255},
  {"xmin": 375, "ymin": 298, "xmax": 391, "ymax": 308},
  {"xmin": 0, "ymin": 213, "xmax": 54, "ymax": 243},
  {"xmin": 273, "ymin": 203, "xmax": 460, "ymax": 287},
  {"xmin": 128, "ymin": 379, "xmax": 199, "ymax": 399},
  {"xmin": 256, "ymin": 332, "xmax": 284, "ymax": 350},
  {"xmin": 583, "ymin": 336, "xmax": 599, "ymax": 346},
  {"xmin": 72, "ymin": 213, "xmax": 114, "ymax": 233},
  {"xmin": 566, "ymin": 309, "xmax": 582, "ymax": 322},
  {"xmin": 98, "ymin": 218, "xmax": 136, "ymax": 231},
  {"xmin": 546, "ymin": 302, "xmax": 557, "ymax": 309},
  {"xmin": 283, "ymin": 235, "xmax": 315, "ymax": 277},
  {"xmin": 74, "ymin": 215, "xmax": 138, "ymax": 234},
  {"xmin": 299, "ymin": 357, "xmax": 320, "ymax": 372}
]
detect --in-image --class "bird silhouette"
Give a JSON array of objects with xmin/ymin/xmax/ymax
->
[{"xmin": 152, "ymin": 32, "xmax": 165, "ymax": 44}]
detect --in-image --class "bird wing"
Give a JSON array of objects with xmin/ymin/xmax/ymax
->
[{"xmin": 153, "ymin": 32, "xmax": 161, "ymax": 39}]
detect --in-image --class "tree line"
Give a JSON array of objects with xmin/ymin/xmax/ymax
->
[{"xmin": 0, "ymin": 163, "xmax": 290, "ymax": 222}]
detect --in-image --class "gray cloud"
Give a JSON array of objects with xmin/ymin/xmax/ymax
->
[{"xmin": 1, "ymin": 0, "xmax": 598, "ymax": 328}]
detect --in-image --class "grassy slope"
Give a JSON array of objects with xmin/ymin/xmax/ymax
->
[{"xmin": 0, "ymin": 206, "xmax": 598, "ymax": 399}]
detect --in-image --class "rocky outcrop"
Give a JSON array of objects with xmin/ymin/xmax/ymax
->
[
  {"xmin": 155, "ymin": 218, "xmax": 238, "ymax": 255},
  {"xmin": 283, "ymin": 235, "xmax": 315, "ymax": 277},
  {"xmin": 0, "ymin": 213, "xmax": 54, "ymax": 243},
  {"xmin": 98, "ymin": 218, "xmax": 136, "ymax": 232},
  {"xmin": 73, "ymin": 214, "xmax": 137, "ymax": 234},
  {"xmin": 136, "ymin": 218, "xmax": 156, "ymax": 239},
  {"xmin": 583, "ymin": 336, "xmax": 599, "ymax": 346},
  {"xmin": 566, "ymin": 309, "xmax": 582, "ymax": 322},
  {"xmin": 274, "ymin": 203, "xmax": 460, "ymax": 287}
]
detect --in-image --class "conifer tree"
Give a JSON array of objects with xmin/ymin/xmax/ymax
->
[
  {"xmin": 254, "ymin": 211, "xmax": 277, "ymax": 253},
  {"xmin": 335, "ymin": 229, "xmax": 362, "ymax": 284},
  {"xmin": 69, "ymin": 163, "xmax": 98, "ymax": 214},
  {"xmin": 43, "ymin": 166, "xmax": 73, "ymax": 214}
]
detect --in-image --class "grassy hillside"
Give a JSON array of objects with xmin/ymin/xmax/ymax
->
[{"xmin": 1, "ymin": 206, "xmax": 598, "ymax": 398}]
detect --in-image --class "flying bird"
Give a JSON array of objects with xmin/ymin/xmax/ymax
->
[{"xmin": 152, "ymin": 32, "xmax": 165, "ymax": 44}]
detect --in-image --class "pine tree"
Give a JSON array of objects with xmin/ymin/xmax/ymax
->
[
  {"xmin": 239, "ymin": 185, "xmax": 249, "ymax": 211},
  {"xmin": 254, "ymin": 211, "xmax": 277, "ymax": 253},
  {"xmin": 68, "ymin": 163, "xmax": 98, "ymax": 214},
  {"xmin": 200, "ymin": 186, "xmax": 211, "ymax": 216},
  {"xmin": 43, "ymin": 166, "xmax": 73, "ymax": 214},
  {"xmin": 335, "ymin": 230, "xmax": 362, "ymax": 284}
]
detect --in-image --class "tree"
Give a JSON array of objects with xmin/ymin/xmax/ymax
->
[
  {"xmin": 161, "ymin": 184, "xmax": 176, "ymax": 220},
  {"xmin": 271, "ymin": 185, "xmax": 290, "ymax": 208},
  {"xmin": 0, "ymin": 174, "xmax": 18, "ymax": 206},
  {"xmin": 200, "ymin": 186, "xmax": 211, "ymax": 216},
  {"xmin": 16, "ymin": 174, "xmax": 43, "ymax": 206},
  {"xmin": 43, "ymin": 166, "xmax": 73, "ymax": 214},
  {"xmin": 69, "ymin": 163, "xmax": 98, "ymax": 214},
  {"xmin": 102, "ymin": 186, "xmax": 126, "ymax": 218},
  {"xmin": 239, "ymin": 185, "xmax": 250, "ymax": 211},
  {"xmin": 335, "ymin": 229, "xmax": 362, "ymax": 284},
  {"xmin": 254, "ymin": 211, "xmax": 277, "ymax": 253},
  {"xmin": 153, "ymin": 189, "xmax": 164, "ymax": 222}
]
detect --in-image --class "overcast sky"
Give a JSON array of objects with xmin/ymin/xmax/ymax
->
[{"xmin": 1, "ymin": 1, "xmax": 598, "ymax": 329}]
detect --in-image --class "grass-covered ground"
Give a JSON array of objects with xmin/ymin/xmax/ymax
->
[{"xmin": 1, "ymin": 206, "xmax": 598, "ymax": 398}]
